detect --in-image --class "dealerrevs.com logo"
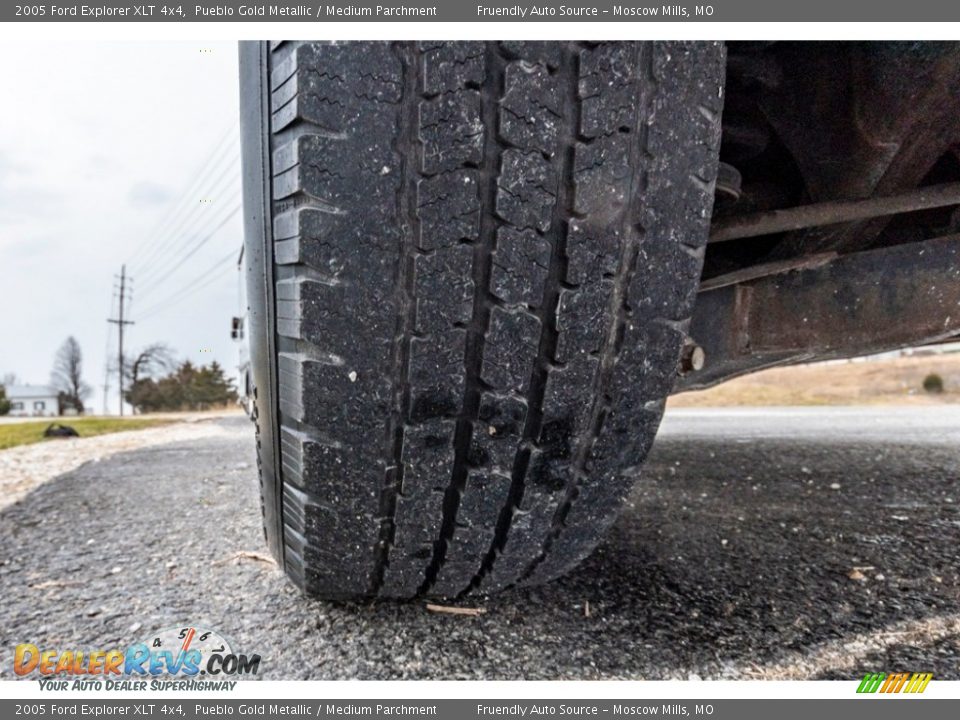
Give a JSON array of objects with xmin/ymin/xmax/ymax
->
[{"xmin": 15, "ymin": 626, "xmax": 260, "ymax": 691}]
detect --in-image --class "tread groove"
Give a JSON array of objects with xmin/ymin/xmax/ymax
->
[
  {"xmin": 417, "ymin": 42, "xmax": 506, "ymax": 596},
  {"xmin": 462, "ymin": 43, "xmax": 580, "ymax": 597},
  {"xmin": 519, "ymin": 43, "xmax": 655, "ymax": 585},
  {"xmin": 370, "ymin": 41, "xmax": 420, "ymax": 595}
]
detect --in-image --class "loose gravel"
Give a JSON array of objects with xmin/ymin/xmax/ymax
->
[
  {"xmin": 0, "ymin": 416, "xmax": 240, "ymax": 511},
  {"xmin": 1, "ymin": 408, "xmax": 957, "ymax": 680}
]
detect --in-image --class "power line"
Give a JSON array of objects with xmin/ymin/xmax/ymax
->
[
  {"xmin": 134, "ymin": 204, "xmax": 241, "ymax": 301},
  {"xmin": 131, "ymin": 159, "xmax": 241, "ymax": 283},
  {"xmin": 126, "ymin": 120, "xmax": 239, "ymax": 272},
  {"xmin": 135, "ymin": 248, "xmax": 239, "ymax": 321},
  {"xmin": 126, "ymin": 134, "xmax": 236, "ymax": 274},
  {"xmin": 137, "ymin": 154, "xmax": 241, "ymax": 270},
  {"xmin": 135, "ymin": 188, "xmax": 241, "ymax": 296},
  {"xmin": 136, "ymin": 264, "xmax": 235, "ymax": 323}
]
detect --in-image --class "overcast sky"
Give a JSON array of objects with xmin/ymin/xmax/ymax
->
[{"xmin": 0, "ymin": 41, "xmax": 242, "ymax": 414}]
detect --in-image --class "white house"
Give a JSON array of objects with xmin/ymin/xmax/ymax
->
[{"xmin": 6, "ymin": 385, "xmax": 59, "ymax": 417}]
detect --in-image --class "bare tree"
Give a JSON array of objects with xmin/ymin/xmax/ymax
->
[
  {"xmin": 51, "ymin": 336, "xmax": 92, "ymax": 414},
  {"xmin": 1, "ymin": 373, "xmax": 18, "ymax": 387},
  {"xmin": 126, "ymin": 343, "xmax": 176, "ymax": 386},
  {"xmin": 123, "ymin": 343, "xmax": 176, "ymax": 415}
]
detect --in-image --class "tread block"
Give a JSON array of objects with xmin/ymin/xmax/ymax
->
[
  {"xmin": 565, "ymin": 219, "xmax": 620, "ymax": 286},
  {"xmin": 419, "ymin": 92, "xmax": 483, "ymax": 175},
  {"xmin": 408, "ymin": 332, "xmax": 467, "ymax": 423},
  {"xmin": 282, "ymin": 483, "xmax": 378, "ymax": 598},
  {"xmin": 478, "ymin": 488, "xmax": 560, "ymax": 592},
  {"xmin": 401, "ymin": 420, "xmax": 458, "ymax": 493},
  {"xmin": 271, "ymin": 43, "xmax": 402, "ymax": 131},
  {"xmin": 420, "ymin": 42, "xmax": 485, "ymax": 95},
  {"xmin": 417, "ymin": 170, "xmax": 480, "ymax": 250},
  {"xmin": 499, "ymin": 41, "xmax": 562, "ymax": 69},
  {"xmin": 553, "ymin": 283, "xmax": 610, "ymax": 362},
  {"xmin": 279, "ymin": 426, "xmax": 374, "ymax": 502},
  {"xmin": 474, "ymin": 393, "xmax": 528, "ymax": 471},
  {"xmin": 273, "ymin": 208, "xmax": 346, "ymax": 276},
  {"xmin": 480, "ymin": 306, "xmax": 541, "ymax": 395},
  {"xmin": 431, "ymin": 470, "xmax": 512, "ymax": 596},
  {"xmin": 497, "ymin": 149, "xmax": 557, "ymax": 232},
  {"xmin": 500, "ymin": 61, "xmax": 562, "ymax": 152},
  {"xmin": 578, "ymin": 43, "xmax": 640, "ymax": 139},
  {"xmin": 540, "ymin": 357, "xmax": 598, "ymax": 442},
  {"xmin": 571, "ymin": 136, "xmax": 633, "ymax": 217},
  {"xmin": 279, "ymin": 352, "xmax": 390, "ymax": 438},
  {"xmin": 275, "ymin": 277, "xmax": 343, "ymax": 339},
  {"xmin": 380, "ymin": 421, "xmax": 455, "ymax": 597},
  {"xmin": 490, "ymin": 227, "xmax": 551, "ymax": 307},
  {"xmin": 413, "ymin": 246, "xmax": 474, "ymax": 330}
]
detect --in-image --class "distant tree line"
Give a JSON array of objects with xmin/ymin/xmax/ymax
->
[
  {"xmin": 125, "ymin": 360, "xmax": 237, "ymax": 413},
  {"xmin": 2, "ymin": 338, "xmax": 237, "ymax": 417}
]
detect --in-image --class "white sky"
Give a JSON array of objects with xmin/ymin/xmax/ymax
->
[{"xmin": 0, "ymin": 41, "xmax": 243, "ymax": 414}]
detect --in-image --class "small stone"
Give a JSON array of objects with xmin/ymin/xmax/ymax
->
[
  {"xmin": 129, "ymin": 622, "xmax": 143, "ymax": 633},
  {"xmin": 848, "ymin": 569, "xmax": 866, "ymax": 581},
  {"xmin": 830, "ymin": 483, "xmax": 841, "ymax": 490},
  {"xmin": 488, "ymin": 426, "xmax": 497, "ymax": 436},
  {"xmin": 348, "ymin": 371, "xmax": 358, "ymax": 383},
  {"xmin": 110, "ymin": 566, "xmax": 122, "ymax": 574}
]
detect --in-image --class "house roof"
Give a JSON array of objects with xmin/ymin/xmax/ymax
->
[{"xmin": 5, "ymin": 385, "xmax": 58, "ymax": 399}]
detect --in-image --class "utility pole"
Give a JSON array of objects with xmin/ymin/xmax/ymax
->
[
  {"xmin": 108, "ymin": 266, "xmax": 134, "ymax": 416},
  {"xmin": 102, "ymin": 293, "xmax": 115, "ymax": 417}
]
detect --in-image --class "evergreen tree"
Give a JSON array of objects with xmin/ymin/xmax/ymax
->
[
  {"xmin": 0, "ymin": 384, "xmax": 11, "ymax": 416},
  {"xmin": 126, "ymin": 359, "xmax": 238, "ymax": 413}
]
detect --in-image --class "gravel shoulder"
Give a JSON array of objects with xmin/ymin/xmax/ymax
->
[
  {"xmin": 0, "ymin": 408, "xmax": 957, "ymax": 680},
  {"xmin": 0, "ymin": 415, "xmax": 242, "ymax": 511}
]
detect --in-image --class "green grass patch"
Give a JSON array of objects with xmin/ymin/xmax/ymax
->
[{"xmin": 0, "ymin": 417, "xmax": 175, "ymax": 451}]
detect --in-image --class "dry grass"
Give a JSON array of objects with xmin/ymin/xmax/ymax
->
[
  {"xmin": 669, "ymin": 353, "xmax": 960, "ymax": 408},
  {"xmin": 0, "ymin": 417, "xmax": 175, "ymax": 451}
]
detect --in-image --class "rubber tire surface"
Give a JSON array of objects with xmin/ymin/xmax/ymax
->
[{"xmin": 240, "ymin": 41, "xmax": 725, "ymax": 600}]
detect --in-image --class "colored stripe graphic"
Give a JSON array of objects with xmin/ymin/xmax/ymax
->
[
  {"xmin": 905, "ymin": 673, "xmax": 933, "ymax": 693},
  {"xmin": 857, "ymin": 671, "xmax": 932, "ymax": 693},
  {"xmin": 857, "ymin": 672, "xmax": 886, "ymax": 693}
]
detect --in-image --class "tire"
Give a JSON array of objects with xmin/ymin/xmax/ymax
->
[{"xmin": 240, "ymin": 41, "xmax": 725, "ymax": 600}]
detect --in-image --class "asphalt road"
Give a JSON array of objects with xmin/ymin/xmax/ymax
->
[{"xmin": 1, "ymin": 407, "xmax": 958, "ymax": 680}]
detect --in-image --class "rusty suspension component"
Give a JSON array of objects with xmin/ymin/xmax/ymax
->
[
  {"xmin": 676, "ymin": 234, "xmax": 960, "ymax": 392},
  {"xmin": 709, "ymin": 181, "xmax": 960, "ymax": 243}
]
